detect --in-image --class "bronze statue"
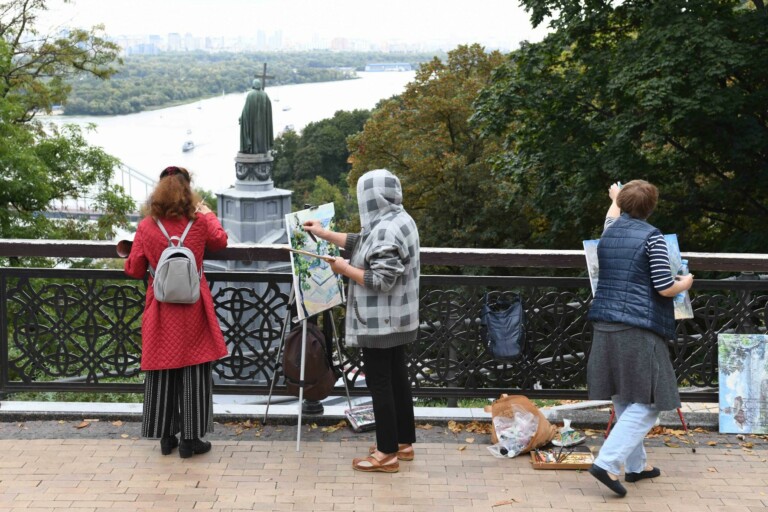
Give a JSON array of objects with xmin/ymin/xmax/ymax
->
[{"xmin": 239, "ymin": 79, "xmax": 273, "ymax": 154}]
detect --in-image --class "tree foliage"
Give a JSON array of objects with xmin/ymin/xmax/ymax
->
[
  {"xmin": 0, "ymin": 0, "xmax": 133, "ymax": 249},
  {"xmin": 348, "ymin": 44, "xmax": 530, "ymax": 250},
  {"xmin": 474, "ymin": 0, "xmax": 768, "ymax": 251},
  {"xmin": 273, "ymin": 109, "xmax": 369, "ymax": 226}
]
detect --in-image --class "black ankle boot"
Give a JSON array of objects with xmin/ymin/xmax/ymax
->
[
  {"xmin": 179, "ymin": 438, "xmax": 211, "ymax": 458},
  {"xmin": 160, "ymin": 435, "xmax": 178, "ymax": 455}
]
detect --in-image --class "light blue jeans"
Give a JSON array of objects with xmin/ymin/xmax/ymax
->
[{"xmin": 595, "ymin": 400, "xmax": 659, "ymax": 476}]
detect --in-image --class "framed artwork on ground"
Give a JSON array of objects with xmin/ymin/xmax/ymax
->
[{"xmin": 718, "ymin": 333, "xmax": 768, "ymax": 434}]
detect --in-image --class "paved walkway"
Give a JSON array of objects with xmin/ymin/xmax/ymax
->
[
  {"xmin": 0, "ymin": 400, "xmax": 762, "ymax": 511},
  {"xmin": 0, "ymin": 427, "xmax": 766, "ymax": 511}
]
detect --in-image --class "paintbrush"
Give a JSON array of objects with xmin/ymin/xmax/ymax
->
[{"xmin": 282, "ymin": 246, "xmax": 337, "ymax": 263}]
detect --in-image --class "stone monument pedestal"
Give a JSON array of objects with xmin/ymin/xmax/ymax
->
[
  {"xmin": 208, "ymin": 152, "xmax": 293, "ymax": 387},
  {"xmin": 211, "ymin": 152, "xmax": 292, "ymax": 272}
]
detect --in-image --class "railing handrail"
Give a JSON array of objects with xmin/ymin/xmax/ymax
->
[{"xmin": 2, "ymin": 239, "xmax": 768, "ymax": 271}]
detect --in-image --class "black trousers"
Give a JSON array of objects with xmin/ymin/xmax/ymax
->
[
  {"xmin": 141, "ymin": 362, "xmax": 214, "ymax": 440},
  {"xmin": 362, "ymin": 345, "xmax": 416, "ymax": 454}
]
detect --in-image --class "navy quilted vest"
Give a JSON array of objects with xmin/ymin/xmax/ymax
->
[{"xmin": 587, "ymin": 214, "xmax": 676, "ymax": 340}]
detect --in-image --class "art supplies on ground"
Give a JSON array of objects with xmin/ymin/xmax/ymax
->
[
  {"xmin": 551, "ymin": 418, "xmax": 586, "ymax": 447},
  {"xmin": 551, "ymin": 430, "xmax": 586, "ymax": 447},
  {"xmin": 345, "ymin": 404, "xmax": 376, "ymax": 433},
  {"xmin": 487, "ymin": 407, "xmax": 539, "ymax": 458},
  {"xmin": 530, "ymin": 445, "xmax": 595, "ymax": 470}
]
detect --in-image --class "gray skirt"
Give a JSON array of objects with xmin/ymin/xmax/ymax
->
[{"xmin": 587, "ymin": 322, "xmax": 681, "ymax": 412}]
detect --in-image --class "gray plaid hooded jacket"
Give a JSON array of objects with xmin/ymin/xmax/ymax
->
[{"xmin": 343, "ymin": 169, "xmax": 420, "ymax": 348}]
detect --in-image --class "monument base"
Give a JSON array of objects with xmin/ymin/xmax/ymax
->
[
  {"xmin": 235, "ymin": 152, "xmax": 275, "ymax": 192},
  {"xmin": 216, "ymin": 151, "xmax": 292, "ymax": 271}
]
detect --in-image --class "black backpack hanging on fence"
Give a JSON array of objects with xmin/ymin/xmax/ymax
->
[
  {"xmin": 283, "ymin": 322, "xmax": 338, "ymax": 401},
  {"xmin": 480, "ymin": 292, "xmax": 527, "ymax": 361}
]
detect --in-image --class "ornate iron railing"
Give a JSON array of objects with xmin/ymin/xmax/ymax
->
[{"xmin": 2, "ymin": 240, "xmax": 768, "ymax": 402}]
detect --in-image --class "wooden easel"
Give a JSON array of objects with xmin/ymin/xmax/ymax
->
[{"xmin": 263, "ymin": 285, "xmax": 352, "ymax": 451}]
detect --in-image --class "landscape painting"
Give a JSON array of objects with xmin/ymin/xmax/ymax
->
[
  {"xmin": 718, "ymin": 334, "xmax": 768, "ymax": 434},
  {"xmin": 285, "ymin": 203, "xmax": 345, "ymax": 320},
  {"xmin": 583, "ymin": 234, "xmax": 693, "ymax": 320}
]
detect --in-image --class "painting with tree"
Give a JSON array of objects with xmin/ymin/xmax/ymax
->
[{"xmin": 285, "ymin": 203, "xmax": 345, "ymax": 320}]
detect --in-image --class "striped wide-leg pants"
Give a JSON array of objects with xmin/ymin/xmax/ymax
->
[{"xmin": 141, "ymin": 362, "xmax": 214, "ymax": 440}]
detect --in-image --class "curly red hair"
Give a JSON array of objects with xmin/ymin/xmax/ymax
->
[{"xmin": 145, "ymin": 166, "xmax": 201, "ymax": 220}]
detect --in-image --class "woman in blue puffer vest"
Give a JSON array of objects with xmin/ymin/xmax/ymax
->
[{"xmin": 587, "ymin": 180, "xmax": 694, "ymax": 497}]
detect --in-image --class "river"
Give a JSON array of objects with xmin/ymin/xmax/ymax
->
[{"xmin": 44, "ymin": 71, "xmax": 416, "ymax": 201}]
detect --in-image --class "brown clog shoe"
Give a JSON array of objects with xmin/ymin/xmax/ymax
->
[
  {"xmin": 352, "ymin": 453, "xmax": 399, "ymax": 473},
  {"xmin": 368, "ymin": 443, "xmax": 414, "ymax": 461}
]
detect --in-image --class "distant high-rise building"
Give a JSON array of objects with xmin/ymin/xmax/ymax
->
[
  {"xmin": 257, "ymin": 30, "xmax": 267, "ymax": 50},
  {"xmin": 269, "ymin": 30, "xmax": 283, "ymax": 50},
  {"xmin": 331, "ymin": 37, "xmax": 349, "ymax": 51},
  {"xmin": 167, "ymin": 32, "xmax": 182, "ymax": 52}
]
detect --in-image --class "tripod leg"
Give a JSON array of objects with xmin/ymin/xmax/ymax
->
[
  {"xmin": 264, "ymin": 286, "xmax": 294, "ymax": 424},
  {"xmin": 328, "ymin": 309, "xmax": 353, "ymax": 411},
  {"xmin": 605, "ymin": 406, "xmax": 615, "ymax": 439},
  {"xmin": 296, "ymin": 319, "xmax": 308, "ymax": 451},
  {"xmin": 677, "ymin": 407, "xmax": 697, "ymax": 453}
]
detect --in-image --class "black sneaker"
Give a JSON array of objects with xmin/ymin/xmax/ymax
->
[
  {"xmin": 625, "ymin": 467, "xmax": 661, "ymax": 482},
  {"xmin": 589, "ymin": 464, "xmax": 627, "ymax": 497},
  {"xmin": 179, "ymin": 438, "xmax": 212, "ymax": 458}
]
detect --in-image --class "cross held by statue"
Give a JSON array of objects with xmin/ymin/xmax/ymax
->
[{"xmin": 257, "ymin": 63, "xmax": 274, "ymax": 90}]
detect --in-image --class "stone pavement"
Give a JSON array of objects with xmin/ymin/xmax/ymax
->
[{"xmin": 0, "ymin": 404, "xmax": 766, "ymax": 512}]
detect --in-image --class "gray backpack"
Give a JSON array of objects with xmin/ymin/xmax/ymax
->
[{"xmin": 149, "ymin": 219, "xmax": 201, "ymax": 304}]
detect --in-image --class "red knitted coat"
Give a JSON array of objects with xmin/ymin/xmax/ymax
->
[{"xmin": 124, "ymin": 212, "xmax": 229, "ymax": 370}]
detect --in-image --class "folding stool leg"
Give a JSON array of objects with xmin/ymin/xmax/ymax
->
[{"xmin": 605, "ymin": 406, "xmax": 616, "ymax": 438}]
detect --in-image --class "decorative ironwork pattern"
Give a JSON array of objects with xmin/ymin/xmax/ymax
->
[
  {"xmin": 403, "ymin": 281, "xmax": 594, "ymax": 397},
  {"xmin": 210, "ymin": 277, "xmax": 291, "ymax": 384},
  {"xmin": 2, "ymin": 268, "xmax": 767, "ymax": 403},
  {"xmin": 3, "ymin": 272, "xmax": 144, "ymax": 384}
]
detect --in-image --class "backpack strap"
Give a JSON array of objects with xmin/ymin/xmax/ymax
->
[
  {"xmin": 148, "ymin": 218, "xmax": 196, "ymax": 277},
  {"xmin": 177, "ymin": 219, "xmax": 194, "ymax": 245},
  {"xmin": 155, "ymin": 218, "xmax": 172, "ymax": 244},
  {"xmin": 176, "ymin": 219, "xmax": 202, "ymax": 278}
]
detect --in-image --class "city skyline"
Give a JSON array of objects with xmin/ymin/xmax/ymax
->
[{"xmin": 38, "ymin": 0, "xmax": 550, "ymax": 52}]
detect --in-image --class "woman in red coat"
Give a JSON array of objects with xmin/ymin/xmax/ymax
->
[{"xmin": 124, "ymin": 166, "xmax": 228, "ymax": 458}]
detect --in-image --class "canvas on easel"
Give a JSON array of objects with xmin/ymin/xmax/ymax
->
[
  {"xmin": 583, "ymin": 233, "xmax": 693, "ymax": 319},
  {"xmin": 285, "ymin": 203, "xmax": 345, "ymax": 320}
]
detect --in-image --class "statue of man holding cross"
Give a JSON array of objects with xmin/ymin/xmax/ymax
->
[{"xmin": 239, "ymin": 65, "xmax": 274, "ymax": 154}]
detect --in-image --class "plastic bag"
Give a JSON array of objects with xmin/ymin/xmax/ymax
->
[{"xmin": 487, "ymin": 405, "xmax": 539, "ymax": 458}]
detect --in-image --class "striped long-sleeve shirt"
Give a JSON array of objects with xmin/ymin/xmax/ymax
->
[{"xmin": 604, "ymin": 216, "xmax": 674, "ymax": 292}]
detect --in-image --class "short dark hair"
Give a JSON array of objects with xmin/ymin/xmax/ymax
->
[{"xmin": 617, "ymin": 179, "xmax": 658, "ymax": 220}]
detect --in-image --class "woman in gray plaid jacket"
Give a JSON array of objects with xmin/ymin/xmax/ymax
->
[{"xmin": 303, "ymin": 169, "xmax": 420, "ymax": 473}]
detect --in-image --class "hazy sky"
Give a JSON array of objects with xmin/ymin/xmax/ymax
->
[{"xmin": 38, "ymin": 0, "xmax": 549, "ymax": 48}]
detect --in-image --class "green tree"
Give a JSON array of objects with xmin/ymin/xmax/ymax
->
[
  {"xmin": 474, "ymin": 0, "xmax": 768, "ymax": 251},
  {"xmin": 348, "ymin": 44, "xmax": 530, "ymax": 250},
  {"xmin": 0, "ymin": 0, "xmax": 133, "ymax": 252},
  {"xmin": 304, "ymin": 176, "xmax": 358, "ymax": 233},
  {"xmin": 273, "ymin": 109, "xmax": 369, "ymax": 224}
]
